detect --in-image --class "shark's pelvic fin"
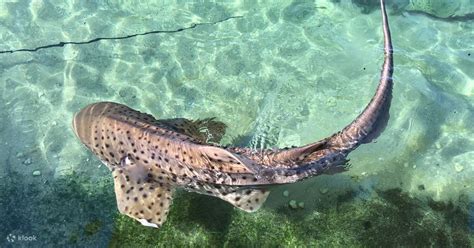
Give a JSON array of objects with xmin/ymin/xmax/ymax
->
[
  {"xmin": 112, "ymin": 156, "xmax": 174, "ymax": 228},
  {"xmin": 218, "ymin": 188, "xmax": 270, "ymax": 212},
  {"xmin": 198, "ymin": 186, "xmax": 269, "ymax": 212}
]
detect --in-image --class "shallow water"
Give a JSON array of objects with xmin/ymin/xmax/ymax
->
[{"xmin": 1, "ymin": 0, "xmax": 473, "ymax": 247}]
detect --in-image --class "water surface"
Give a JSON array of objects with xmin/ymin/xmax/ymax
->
[{"xmin": 1, "ymin": 0, "xmax": 473, "ymax": 247}]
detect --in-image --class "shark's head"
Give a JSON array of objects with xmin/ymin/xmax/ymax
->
[{"xmin": 72, "ymin": 102, "xmax": 114, "ymax": 147}]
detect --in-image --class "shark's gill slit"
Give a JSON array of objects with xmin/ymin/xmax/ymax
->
[{"xmin": 72, "ymin": 0, "xmax": 394, "ymax": 228}]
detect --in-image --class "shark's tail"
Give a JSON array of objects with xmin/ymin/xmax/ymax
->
[
  {"xmin": 264, "ymin": 0, "xmax": 393, "ymax": 183},
  {"xmin": 332, "ymin": 0, "xmax": 393, "ymax": 151}
]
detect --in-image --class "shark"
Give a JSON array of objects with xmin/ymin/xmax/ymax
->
[{"xmin": 72, "ymin": 0, "xmax": 393, "ymax": 228}]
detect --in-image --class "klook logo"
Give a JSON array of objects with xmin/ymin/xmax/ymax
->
[{"xmin": 6, "ymin": 233, "xmax": 37, "ymax": 243}]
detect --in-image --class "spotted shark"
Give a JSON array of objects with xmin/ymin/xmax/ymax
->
[{"xmin": 72, "ymin": 0, "xmax": 393, "ymax": 228}]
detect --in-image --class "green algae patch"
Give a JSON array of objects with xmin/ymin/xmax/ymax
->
[
  {"xmin": 225, "ymin": 210, "xmax": 301, "ymax": 247},
  {"xmin": 4, "ymin": 167, "xmax": 470, "ymax": 247},
  {"xmin": 1, "ymin": 170, "xmax": 116, "ymax": 247},
  {"xmin": 292, "ymin": 188, "xmax": 473, "ymax": 247},
  {"xmin": 109, "ymin": 187, "xmax": 472, "ymax": 247},
  {"xmin": 84, "ymin": 219, "xmax": 103, "ymax": 236}
]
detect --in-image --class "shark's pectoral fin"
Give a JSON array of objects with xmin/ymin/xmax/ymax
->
[
  {"xmin": 217, "ymin": 188, "xmax": 270, "ymax": 212},
  {"xmin": 112, "ymin": 156, "xmax": 174, "ymax": 228},
  {"xmin": 158, "ymin": 117, "xmax": 227, "ymax": 144}
]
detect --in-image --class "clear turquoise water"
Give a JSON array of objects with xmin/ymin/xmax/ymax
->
[{"xmin": 1, "ymin": 0, "xmax": 473, "ymax": 247}]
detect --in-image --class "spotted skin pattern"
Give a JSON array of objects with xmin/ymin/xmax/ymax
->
[{"xmin": 72, "ymin": 0, "xmax": 393, "ymax": 229}]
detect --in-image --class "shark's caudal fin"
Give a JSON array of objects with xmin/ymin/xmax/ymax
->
[{"xmin": 112, "ymin": 156, "xmax": 174, "ymax": 228}]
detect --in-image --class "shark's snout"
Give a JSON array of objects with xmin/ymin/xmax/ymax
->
[
  {"xmin": 72, "ymin": 110, "xmax": 82, "ymax": 139},
  {"xmin": 72, "ymin": 102, "xmax": 113, "ymax": 144}
]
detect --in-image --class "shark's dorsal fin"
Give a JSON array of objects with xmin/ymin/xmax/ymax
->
[
  {"xmin": 271, "ymin": 139, "xmax": 329, "ymax": 165},
  {"xmin": 197, "ymin": 146, "xmax": 256, "ymax": 173},
  {"xmin": 158, "ymin": 118, "xmax": 227, "ymax": 144},
  {"xmin": 112, "ymin": 156, "xmax": 174, "ymax": 228}
]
